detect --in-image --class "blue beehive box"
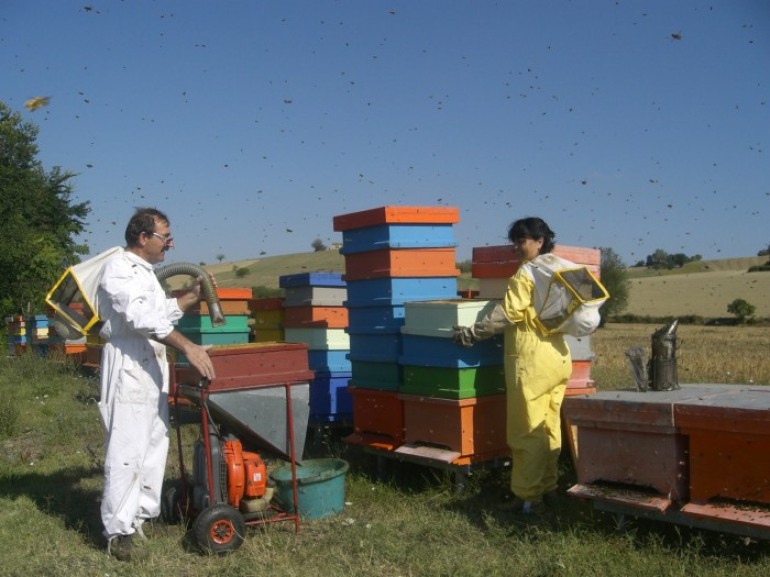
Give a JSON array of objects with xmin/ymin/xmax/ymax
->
[
  {"xmin": 399, "ymin": 333, "xmax": 504, "ymax": 368},
  {"xmin": 279, "ymin": 272, "xmax": 346, "ymax": 288},
  {"xmin": 308, "ymin": 350, "xmax": 351, "ymax": 373},
  {"xmin": 347, "ymin": 304, "xmax": 405, "ymax": 332},
  {"xmin": 340, "ymin": 224, "xmax": 457, "ymax": 254},
  {"xmin": 345, "ymin": 278, "xmax": 457, "ymax": 307},
  {"xmin": 309, "ymin": 371, "xmax": 353, "ymax": 423},
  {"xmin": 347, "ymin": 330, "xmax": 403, "ymax": 363}
]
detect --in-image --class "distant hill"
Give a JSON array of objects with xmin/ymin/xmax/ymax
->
[{"xmin": 167, "ymin": 251, "xmax": 770, "ymax": 319}]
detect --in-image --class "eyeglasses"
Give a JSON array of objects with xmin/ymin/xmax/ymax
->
[{"xmin": 152, "ymin": 232, "xmax": 174, "ymax": 245}]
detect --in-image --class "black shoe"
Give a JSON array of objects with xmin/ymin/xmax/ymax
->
[{"xmin": 107, "ymin": 534, "xmax": 134, "ymax": 562}]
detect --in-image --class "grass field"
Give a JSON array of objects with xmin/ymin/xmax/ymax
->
[
  {"xmin": 1, "ymin": 323, "xmax": 769, "ymax": 576},
  {"xmin": 169, "ymin": 252, "xmax": 770, "ymax": 320}
]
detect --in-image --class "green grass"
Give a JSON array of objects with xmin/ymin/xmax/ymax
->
[{"xmin": 1, "ymin": 350, "xmax": 769, "ymax": 576}]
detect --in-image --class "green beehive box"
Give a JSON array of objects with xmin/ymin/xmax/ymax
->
[
  {"xmin": 175, "ymin": 331, "xmax": 251, "ymax": 364},
  {"xmin": 178, "ymin": 314, "xmax": 250, "ymax": 333},
  {"xmin": 349, "ymin": 360, "xmax": 403, "ymax": 391},
  {"xmin": 400, "ymin": 364, "xmax": 506, "ymax": 399}
]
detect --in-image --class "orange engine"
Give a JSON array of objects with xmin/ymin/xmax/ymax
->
[{"xmin": 222, "ymin": 439, "xmax": 267, "ymax": 508}]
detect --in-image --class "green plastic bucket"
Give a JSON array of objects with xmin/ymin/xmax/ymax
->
[{"xmin": 270, "ymin": 458, "xmax": 349, "ymax": 519}]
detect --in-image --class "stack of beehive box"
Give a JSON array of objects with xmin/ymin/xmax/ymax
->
[
  {"xmin": 249, "ymin": 297, "xmax": 285, "ymax": 343},
  {"xmin": 395, "ymin": 299, "xmax": 509, "ymax": 463},
  {"xmin": 174, "ymin": 288, "xmax": 253, "ymax": 363},
  {"xmin": 332, "ymin": 206, "xmax": 460, "ymax": 449},
  {"xmin": 5, "ymin": 315, "xmax": 26, "ymax": 356},
  {"xmin": 279, "ymin": 272, "xmax": 352, "ymax": 424},
  {"xmin": 471, "ymin": 244, "xmax": 602, "ymax": 396},
  {"xmin": 25, "ymin": 314, "xmax": 50, "ymax": 355}
]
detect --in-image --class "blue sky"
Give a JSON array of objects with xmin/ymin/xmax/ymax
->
[{"xmin": 3, "ymin": 1, "xmax": 768, "ymax": 266}]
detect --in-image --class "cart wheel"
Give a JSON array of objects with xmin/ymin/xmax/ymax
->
[
  {"xmin": 162, "ymin": 480, "xmax": 186, "ymax": 524},
  {"xmin": 192, "ymin": 504, "xmax": 246, "ymax": 555}
]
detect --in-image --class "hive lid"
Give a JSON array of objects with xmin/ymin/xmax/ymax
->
[{"xmin": 333, "ymin": 206, "xmax": 460, "ymax": 231}]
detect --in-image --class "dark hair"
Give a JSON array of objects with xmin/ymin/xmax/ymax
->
[
  {"xmin": 125, "ymin": 207, "xmax": 169, "ymax": 247},
  {"xmin": 507, "ymin": 217, "xmax": 555, "ymax": 254}
]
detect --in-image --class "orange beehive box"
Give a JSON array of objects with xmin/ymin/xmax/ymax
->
[
  {"xmin": 191, "ymin": 300, "xmax": 251, "ymax": 316},
  {"xmin": 172, "ymin": 288, "xmax": 253, "ymax": 315},
  {"xmin": 346, "ymin": 387, "xmax": 405, "ymax": 448},
  {"xmin": 283, "ymin": 306, "xmax": 348, "ymax": 328},
  {"xmin": 674, "ymin": 386, "xmax": 770, "ymax": 504},
  {"xmin": 333, "ymin": 206, "xmax": 460, "ymax": 231},
  {"xmin": 214, "ymin": 288, "xmax": 253, "ymax": 300},
  {"xmin": 399, "ymin": 393, "xmax": 508, "ymax": 458},
  {"xmin": 343, "ymin": 248, "xmax": 459, "ymax": 281},
  {"xmin": 471, "ymin": 245, "xmax": 601, "ymax": 279},
  {"xmin": 571, "ymin": 360, "xmax": 592, "ymax": 381}
]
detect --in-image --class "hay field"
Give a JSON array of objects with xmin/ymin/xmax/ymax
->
[
  {"xmin": 591, "ymin": 323, "xmax": 770, "ymax": 388},
  {"xmin": 624, "ymin": 269, "xmax": 770, "ymax": 318}
]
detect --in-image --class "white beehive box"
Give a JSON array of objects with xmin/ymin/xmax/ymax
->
[{"xmin": 401, "ymin": 299, "xmax": 501, "ymax": 339}]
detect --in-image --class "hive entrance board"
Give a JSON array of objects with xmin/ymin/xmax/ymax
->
[{"xmin": 393, "ymin": 443, "xmax": 461, "ymax": 464}]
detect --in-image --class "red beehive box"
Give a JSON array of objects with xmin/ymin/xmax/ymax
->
[
  {"xmin": 283, "ymin": 306, "xmax": 348, "ymax": 329},
  {"xmin": 343, "ymin": 248, "xmax": 459, "ymax": 281},
  {"xmin": 399, "ymin": 393, "xmax": 508, "ymax": 459},
  {"xmin": 345, "ymin": 387, "xmax": 405, "ymax": 449},
  {"xmin": 471, "ymin": 245, "xmax": 601, "ymax": 279},
  {"xmin": 563, "ymin": 385, "xmax": 736, "ymax": 501},
  {"xmin": 674, "ymin": 386, "xmax": 770, "ymax": 504},
  {"xmin": 174, "ymin": 342, "xmax": 314, "ymax": 392},
  {"xmin": 333, "ymin": 206, "xmax": 460, "ymax": 231}
]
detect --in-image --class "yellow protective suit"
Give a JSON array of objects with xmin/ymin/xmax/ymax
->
[{"xmin": 502, "ymin": 267, "xmax": 572, "ymax": 501}]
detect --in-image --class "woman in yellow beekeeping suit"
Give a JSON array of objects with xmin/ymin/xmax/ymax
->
[{"xmin": 454, "ymin": 217, "xmax": 572, "ymax": 514}]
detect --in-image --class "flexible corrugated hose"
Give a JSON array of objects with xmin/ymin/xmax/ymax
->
[{"xmin": 155, "ymin": 262, "xmax": 226, "ymax": 326}]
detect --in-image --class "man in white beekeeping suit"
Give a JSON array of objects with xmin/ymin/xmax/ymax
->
[{"xmin": 97, "ymin": 207, "xmax": 216, "ymax": 561}]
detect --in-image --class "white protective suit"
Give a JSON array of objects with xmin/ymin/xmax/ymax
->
[{"xmin": 97, "ymin": 248, "xmax": 183, "ymax": 538}]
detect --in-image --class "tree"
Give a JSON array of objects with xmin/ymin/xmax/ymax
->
[
  {"xmin": 727, "ymin": 298, "xmax": 755, "ymax": 323},
  {"xmin": 598, "ymin": 247, "xmax": 629, "ymax": 325},
  {"xmin": 646, "ymin": 249, "xmax": 669, "ymax": 269},
  {"xmin": 216, "ymin": 253, "xmax": 226, "ymax": 263},
  {"xmin": 0, "ymin": 102, "xmax": 90, "ymax": 318},
  {"xmin": 311, "ymin": 238, "xmax": 327, "ymax": 252}
]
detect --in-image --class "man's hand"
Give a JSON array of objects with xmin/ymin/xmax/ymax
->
[
  {"xmin": 452, "ymin": 325, "xmax": 476, "ymax": 348},
  {"xmin": 185, "ymin": 343, "xmax": 216, "ymax": 380},
  {"xmin": 177, "ymin": 274, "xmax": 218, "ymax": 311},
  {"xmin": 189, "ymin": 273, "xmax": 218, "ymax": 301},
  {"xmin": 162, "ymin": 330, "xmax": 216, "ymax": 380}
]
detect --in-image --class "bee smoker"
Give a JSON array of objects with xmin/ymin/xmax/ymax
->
[
  {"xmin": 648, "ymin": 319, "xmax": 680, "ymax": 391},
  {"xmin": 624, "ymin": 319, "xmax": 680, "ymax": 392}
]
